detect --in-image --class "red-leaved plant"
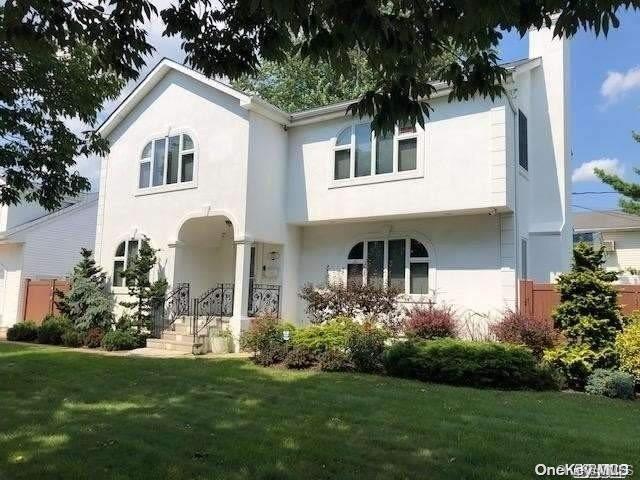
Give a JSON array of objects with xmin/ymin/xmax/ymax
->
[
  {"xmin": 490, "ymin": 310, "xmax": 562, "ymax": 358},
  {"xmin": 404, "ymin": 303, "xmax": 458, "ymax": 339}
]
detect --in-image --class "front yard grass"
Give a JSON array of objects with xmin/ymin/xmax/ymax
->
[{"xmin": 0, "ymin": 342, "xmax": 638, "ymax": 479}]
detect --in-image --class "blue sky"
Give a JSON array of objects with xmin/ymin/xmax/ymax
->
[
  {"xmin": 500, "ymin": 10, "xmax": 640, "ymax": 213},
  {"xmin": 81, "ymin": 8, "xmax": 640, "ymax": 212}
]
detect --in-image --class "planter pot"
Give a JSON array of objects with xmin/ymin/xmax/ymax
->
[{"xmin": 209, "ymin": 335, "xmax": 231, "ymax": 354}]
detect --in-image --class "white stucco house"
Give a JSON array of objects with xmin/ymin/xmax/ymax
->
[
  {"xmin": 95, "ymin": 22, "xmax": 571, "ymax": 350},
  {"xmin": 0, "ymin": 193, "xmax": 98, "ymax": 330}
]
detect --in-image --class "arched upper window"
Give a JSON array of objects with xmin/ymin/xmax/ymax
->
[
  {"xmin": 333, "ymin": 121, "xmax": 418, "ymax": 181},
  {"xmin": 139, "ymin": 133, "xmax": 195, "ymax": 189},
  {"xmin": 346, "ymin": 238, "xmax": 429, "ymax": 294},
  {"xmin": 113, "ymin": 239, "xmax": 140, "ymax": 287}
]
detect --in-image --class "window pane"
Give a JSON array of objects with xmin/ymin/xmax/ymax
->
[
  {"xmin": 166, "ymin": 135, "xmax": 180, "ymax": 184},
  {"xmin": 348, "ymin": 242, "xmax": 364, "ymax": 260},
  {"xmin": 115, "ymin": 241, "xmax": 126, "ymax": 257},
  {"xmin": 398, "ymin": 138, "xmax": 417, "ymax": 171},
  {"xmin": 334, "ymin": 149, "xmax": 350, "ymax": 180},
  {"xmin": 388, "ymin": 239, "xmax": 406, "ymax": 291},
  {"xmin": 336, "ymin": 127, "xmax": 351, "ymax": 146},
  {"xmin": 181, "ymin": 153, "xmax": 194, "ymax": 182},
  {"xmin": 367, "ymin": 240, "xmax": 384, "ymax": 288},
  {"xmin": 519, "ymin": 110, "xmax": 528, "ymax": 170},
  {"xmin": 141, "ymin": 142, "xmax": 152, "ymax": 159},
  {"xmin": 410, "ymin": 262, "xmax": 429, "ymax": 294},
  {"xmin": 521, "ymin": 239, "xmax": 528, "ymax": 279},
  {"xmin": 127, "ymin": 240, "xmax": 139, "ymax": 265},
  {"xmin": 152, "ymin": 138, "xmax": 165, "ymax": 186},
  {"xmin": 347, "ymin": 264, "xmax": 363, "ymax": 287},
  {"xmin": 410, "ymin": 239, "xmax": 428, "ymax": 258},
  {"xmin": 139, "ymin": 162, "xmax": 150, "ymax": 188},
  {"xmin": 182, "ymin": 134, "xmax": 194, "ymax": 150},
  {"xmin": 114, "ymin": 260, "xmax": 125, "ymax": 287},
  {"xmin": 354, "ymin": 124, "xmax": 371, "ymax": 177},
  {"xmin": 376, "ymin": 130, "xmax": 393, "ymax": 174}
]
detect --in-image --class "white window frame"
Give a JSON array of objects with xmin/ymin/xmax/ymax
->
[
  {"xmin": 112, "ymin": 239, "xmax": 140, "ymax": 290},
  {"xmin": 346, "ymin": 238, "xmax": 431, "ymax": 295},
  {"xmin": 330, "ymin": 121, "xmax": 424, "ymax": 188},
  {"xmin": 135, "ymin": 131, "xmax": 198, "ymax": 196}
]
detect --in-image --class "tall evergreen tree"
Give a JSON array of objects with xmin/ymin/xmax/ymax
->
[{"xmin": 595, "ymin": 131, "xmax": 640, "ymax": 214}]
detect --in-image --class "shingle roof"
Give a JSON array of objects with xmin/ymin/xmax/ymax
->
[{"xmin": 573, "ymin": 210, "xmax": 640, "ymax": 232}]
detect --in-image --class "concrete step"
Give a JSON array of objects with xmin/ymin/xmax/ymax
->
[
  {"xmin": 146, "ymin": 338, "xmax": 196, "ymax": 353},
  {"xmin": 160, "ymin": 332, "xmax": 195, "ymax": 343}
]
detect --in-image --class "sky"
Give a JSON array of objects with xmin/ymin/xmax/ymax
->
[{"xmin": 76, "ymin": 7, "xmax": 640, "ymax": 215}]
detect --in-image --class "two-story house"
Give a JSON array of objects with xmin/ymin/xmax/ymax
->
[{"xmin": 95, "ymin": 21, "xmax": 571, "ymax": 350}]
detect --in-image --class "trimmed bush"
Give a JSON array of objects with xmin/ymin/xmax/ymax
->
[
  {"xmin": 615, "ymin": 313, "xmax": 640, "ymax": 382},
  {"xmin": 37, "ymin": 315, "xmax": 72, "ymax": 345},
  {"xmin": 543, "ymin": 343, "xmax": 615, "ymax": 390},
  {"xmin": 291, "ymin": 317, "xmax": 359, "ymax": 353},
  {"xmin": 490, "ymin": 310, "xmax": 561, "ymax": 358},
  {"xmin": 347, "ymin": 322, "xmax": 388, "ymax": 373},
  {"xmin": 240, "ymin": 316, "xmax": 295, "ymax": 366},
  {"xmin": 101, "ymin": 330, "xmax": 138, "ymax": 351},
  {"xmin": 83, "ymin": 327, "xmax": 105, "ymax": 348},
  {"xmin": 61, "ymin": 329, "xmax": 83, "ymax": 348},
  {"xmin": 318, "ymin": 349, "xmax": 353, "ymax": 372},
  {"xmin": 384, "ymin": 338, "xmax": 559, "ymax": 390},
  {"xmin": 404, "ymin": 304, "xmax": 457, "ymax": 339},
  {"xmin": 6, "ymin": 321, "xmax": 38, "ymax": 342},
  {"xmin": 284, "ymin": 346, "xmax": 316, "ymax": 369},
  {"xmin": 585, "ymin": 369, "xmax": 635, "ymax": 400}
]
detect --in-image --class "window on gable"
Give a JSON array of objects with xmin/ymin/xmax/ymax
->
[
  {"xmin": 345, "ymin": 238, "xmax": 430, "ymax": 294},
  {"xmin": 518, "ymin": 110, "xmax": 528, "ymax": 171},
  {"xmin": 333, "ymin": 121, "xmax": 419, "ymax": 181},
  {"xmin": 113, "ymin": 239, "xmax": 140, "ymax": 287},
  {"xmin": 138, "ymin": 133, "xmax": 195, "ymax": 190}
]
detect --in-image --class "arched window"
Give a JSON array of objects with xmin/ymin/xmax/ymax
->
[
  {"xmin": 138, "ymin": 133, "xmax": 195, "ymax": 189},
  {"xmin": 346, "ymin": 238, "xmax": 430, "ymax": 294},
  {"xmin": 333, "ymin": 121, "xmax": 418, "ymax": 181},
  {"xmin": 113, "ymin": 239, "xmax": 140, "ymax": 287}
]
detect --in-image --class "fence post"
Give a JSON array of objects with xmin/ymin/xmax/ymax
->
[
  {"xmin": 519, "ymin": 280, "xmax": 534, "ymax": 317},
  {"xmin": 22, "ymin": 278, "xmax": 31, "ymax": 321},
  {"xmin": 50, "ymin": 279, "xmax": 56, "ymax": 316}
]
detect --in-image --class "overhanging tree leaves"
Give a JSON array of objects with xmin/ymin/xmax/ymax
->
[{"xmin": 595, "ymin": 131, "xmax": 640, "ymax": 214}]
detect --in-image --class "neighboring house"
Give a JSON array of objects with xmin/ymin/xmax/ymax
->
[
  {"xmin": 95, "ymin": 20, "xmax": 571, "ymax": 348},
  {"xmin": 573, "ymin": 210, "xmax": 640, "ymax": 272},
  {"xmin": 0, "ymin": 194, "xmax": 98, "ymax": 330}
]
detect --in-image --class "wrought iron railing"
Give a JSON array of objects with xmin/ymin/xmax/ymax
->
[
  {"xmin": 248, "ymin": 283, "xmax": 281, "ymax": 317},
  {"xmin": 150, "ymin": 283, "xmax": 190, "ymax": 338},
  {"xmin": 192, "ymin": 283, "xmax": 234, "ymax": 341}
]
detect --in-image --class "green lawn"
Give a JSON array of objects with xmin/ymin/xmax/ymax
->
[{"xmin": 0, "ymin": 343, "xmax": 638, "ymax": 480}]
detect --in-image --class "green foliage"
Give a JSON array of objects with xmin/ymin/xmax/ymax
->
[
  {"xmin": 284, "ymin": 346, "xmax": 317, "ymax": 370},
  {"xmin": 119, "ymin": 237, "xmax": 168, "ymax": 333},
  {"xmin": 585, "ymin": 369, "xmax": 636, "ymax": 400},
  {"xmin": 101, "ymin": 330, "xmax": 138, "ymax": 351},
  {"xmin": 384, "ymin": 339, "xmax": 560, "ymax": 390},
  {"xmin": 240, "ymin": 316, "xmax": 296, "ymax": 366},
  {"xmin": 318, "ymin": 349, "xmax": 354, "ymax": 372},
  {"xmin": 346, "ymin": 322, "xmax": 388, "ymax": 373},
  {"xmin": 615, "ymin": 312, "xmax": 640, "ymax": 382},
  {"xmin": 37, "ymin": 315, "xmax": 72, "ymax": 345},
  {"xmin": 6, "ymin": 322, "xmax": 38, "ymax": 342},
  {"xmin": 61, "ymin": 330, "xmax": 83, "ymax": 348},
  {"xmin": 57, "ymin": 249, "xmax": 114, "ymax": 332},
  {"xmin": 291, "ymin": 317, "xmax": 359, "ymax": 353},
  {"xmin": 595, "ymin": 131, "xmax": 640, "ymax": 214},
  {"xmin": 83, "ymin": 327, "xmax": 105, "ymax": 348},
  {"xmin": 549, "ymin": 243, "xmax": 624, "ymax": 388}
]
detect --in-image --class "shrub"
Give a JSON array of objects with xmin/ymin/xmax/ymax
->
[
  {"xmin": 585, "ymin": 369, "xmax": 635, "ymax": 400},
  {"xmin": 101, "ymin": 329, "xmax": 138, "ymax": 351},
  {"xmin": 291, "ymin": 317, "xmax": 359, "ymax": 353},
  {"xmin": 61, "ymin": 329, "xmax": 83, "ymax": 347},
  {"xmin": 615, "ymin": 313, "xmax": 640, "ymax": 382},
  {"xmin": 284, "ymin": 346, "xmax": 316, "ymax": 369},
  {"xmin": 346, "ymin": 322, "xmax": 388, "ymax": 373},
  {"xmin": 543, "ymin": 343, "xmax": 616, "ymax": 390},
  {"xmin": 83, "ymin": 327, "xmax": 105, "ymax": 348},
  {"xmin": 490, "ymin": 310, "xmax": 561, "ymax": 358},
  {"xmin": 318, "ymin": 349, "xmax": 353, "ymax": 372},
  {"xmin": 404, "ymin": 304, "xmax": 457, "ymax": 340},
  {"xmin": 384, "ymin": 338, "xmax": 559, "ymax": 390},
  {"xmin": 240, "ymin": 316, "xmax": 295, "ymax": 366},
  {"xmin": 6, "ymin": 321, "xmax": 38, "ymax": 342},
  {"xmin": 37, "ymin": 315, "xmax": 72, "ymax": 345},
  {"xmin": 299, "ymin": 282, "xmax": 400, "ymax": 325}
]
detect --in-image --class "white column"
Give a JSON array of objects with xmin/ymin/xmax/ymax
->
[{"xmin": 230, "ymin": 240, "xmax": 253, "ymax": 350}]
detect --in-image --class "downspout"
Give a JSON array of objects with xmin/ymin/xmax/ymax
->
[{"xmin": 504, "ymin": 85, "xmax": 519, "ymax": 306}]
